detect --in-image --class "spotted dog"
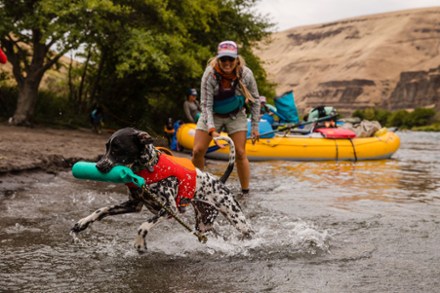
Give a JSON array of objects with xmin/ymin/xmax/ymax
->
[{"xmin": 71, "ymin": 127, "xmax": 253, "ymax": 251}]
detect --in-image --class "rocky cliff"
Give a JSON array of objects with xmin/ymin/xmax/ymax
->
[{"xmin": 254, "ymin": 7, "xmax": 440, "ymax": 116}]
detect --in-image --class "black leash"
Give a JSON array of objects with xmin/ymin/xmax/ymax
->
[{"xmin": 141, "ymin": 185, "xmax": 207, "ymax": 243}]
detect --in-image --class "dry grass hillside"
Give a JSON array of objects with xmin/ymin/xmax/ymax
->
[{"xmin": 254, "ymin": 7, "xmax": 440, "ymax": 116}]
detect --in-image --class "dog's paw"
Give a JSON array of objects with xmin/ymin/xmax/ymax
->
[
  {"xmin": 240, "ymin": 230, "xmax": 255, "ymax": 241},
  {"xmin": 71, "ymin": 219, "xmax": 90, "ymax": 233},
  {"xmin": 168, "ymin": 203, "xmax": 179, "ymax": 216},
  {"xmin": 133, "ymin": 235, "xmax": 147, "ymax": 253}
]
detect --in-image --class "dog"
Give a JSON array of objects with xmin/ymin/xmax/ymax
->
[{"xmin": 71, "ymin": 127, "xmax": 253, "ymax": 252}]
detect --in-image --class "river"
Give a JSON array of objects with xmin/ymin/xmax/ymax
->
[{"xmin": 1, "ymin": 131, "xmax": 439, "ymax": 293}]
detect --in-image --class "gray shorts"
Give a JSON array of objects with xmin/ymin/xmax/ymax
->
[{"xmin": 196, "ymin": 109, "xmax": 248, "ymax": 135}]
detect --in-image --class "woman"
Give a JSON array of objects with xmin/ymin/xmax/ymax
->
[
  {"xmin": 183, "ymin": 88, "xmax": 201, "ymax": 123},
  {"xmin": 192, "ymin": 40, "xmax": 260, "ymax": 196}
]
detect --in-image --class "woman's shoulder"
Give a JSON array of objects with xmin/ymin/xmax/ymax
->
[
  {"xmin": 202, "ymin": 65, "xmax": 217, "ymax": 81},
  {"xmin": 203, "ymin": 64, "xmax": 215, "ymax": 74},
  {"xmin": 203, "ymin": 65, "xmax": 214, "ymax": 76},
  {"xmin": 241, "ymin": 66, "xmax": 255, "ymax": 79}
]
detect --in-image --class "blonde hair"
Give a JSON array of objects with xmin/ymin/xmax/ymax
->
[{"xmin": 208, "ymin": 55, "xmax": 255, "ymax": 103}]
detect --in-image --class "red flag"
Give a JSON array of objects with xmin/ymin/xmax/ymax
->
[{"xmin": 0, "ymin": 48, "xmax": 7, "ymax": 64}]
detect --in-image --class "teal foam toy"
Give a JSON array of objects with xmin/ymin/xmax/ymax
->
[{"xmin": 72, "ymin": 161, "xmax": 145, "ymax": 188}]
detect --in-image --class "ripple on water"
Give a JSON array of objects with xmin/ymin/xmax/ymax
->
[{"xmin": 1, "ymin": 131, "xmax": 440, "ymax": 292}]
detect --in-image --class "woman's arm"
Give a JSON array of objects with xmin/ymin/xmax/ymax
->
[
  {"xmin": 200, "ymin": 66, "xmax": 217, "ymax": 133},
  {"xmin": 242, "ymin": 67, "xmax": 261, "ymax": 131}
]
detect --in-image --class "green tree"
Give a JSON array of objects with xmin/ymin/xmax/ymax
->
[
  {"xmin": 1, "ymin": 0, "xmax": 273, "ymax": 130},
  {"xmin": 0, "ymin": 0, "xmax": 128, "ymax": 126},
  {"xmin": 82, "ymin": 0, "xmax": 274, "ymax": 131}
]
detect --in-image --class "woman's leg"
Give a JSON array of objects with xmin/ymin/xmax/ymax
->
[
  {"xmin": 229, "ymin": 130, "xmax": 249, "ymax": 190},
  {"xmin": 191, "ymin": 129, "xmax": 212, "ymax": 170}
]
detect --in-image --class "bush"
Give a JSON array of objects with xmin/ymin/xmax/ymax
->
[
  {"xmin": 408, "ymin": 108, "xmax": 436, "ymax": 127},
  {"xmin": 353, "ymin": 107, "xmax": 438, "ymax": 130},
  {"xmin": 352, "ymin": 108, "xmax": 390, "ymax": 126},
  {"xmin": 387, "ymin": 110, "xmax": 410, "ymax": 128},
  {"xmin": 35, "ymin": 90, "xmax": 89, "ymax": 128},
  {"xmin": 0, "ymin": 86, "xmax": 18, "ymax": 120},
  {"xmin": 412, "ymin": 123, "xmax": 440, "ymax": 132}
]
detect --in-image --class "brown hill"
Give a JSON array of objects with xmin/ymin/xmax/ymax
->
[{"xmin": 254, "ymin": 7, "xmax": 440, "ymax": 116}]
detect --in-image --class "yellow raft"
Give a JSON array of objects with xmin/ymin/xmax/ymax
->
[{"xmin": 176, "ymin": 123, "xmax": 400, "ymax": 162}]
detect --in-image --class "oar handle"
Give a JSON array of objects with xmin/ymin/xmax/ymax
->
[{"xmin": 277, "ymin": 114, "xmax": 338, "ymax": 132}]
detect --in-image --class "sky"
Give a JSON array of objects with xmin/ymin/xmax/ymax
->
[{"xmin": 256, "ymin": 0, "xmax": 440, "ymax": 31}]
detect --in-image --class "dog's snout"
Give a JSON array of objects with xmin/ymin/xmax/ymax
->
[{"xmin": 96, "ymin": 158, "xmax": 114, "ymax": 173}]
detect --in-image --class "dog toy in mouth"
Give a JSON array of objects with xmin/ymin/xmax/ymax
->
[{"xmin": 72, "ymin": 161, "xmax": 145, "ymax": 187}]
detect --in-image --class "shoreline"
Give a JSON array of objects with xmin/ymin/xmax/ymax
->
[
  {"xmin": 0, "ymin": 123, "xmax": 108, "ymax": 196},
  {"xmin": 0, "ymin": 123, "xmax": 175, "ymax": 196},
  {"xmin": 0, "ymin": 123, "xmax": 107, "ymax": 174}
]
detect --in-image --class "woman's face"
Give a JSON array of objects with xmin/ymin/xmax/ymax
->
[{"xmin": 218, "ymin": 56, "xmax": 237, "ymax": 74}]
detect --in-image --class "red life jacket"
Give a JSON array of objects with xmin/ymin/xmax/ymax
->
[{"xmin": 126, "ymin": 154, "xmax": 197, "ymax": 207}]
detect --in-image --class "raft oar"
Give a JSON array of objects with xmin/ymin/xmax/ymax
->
[
  {"xmin": 276, "ymin": 114, "xmax": 338, "ymax": 132},
  {"xmin": 72, "ymin": 161, "xmax": 208, "ymax": 243},
  {"xmin": 206, "ymin": 114, "xmax": 337, "ymax": 153}
]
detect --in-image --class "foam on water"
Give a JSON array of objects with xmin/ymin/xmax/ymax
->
[
  {"xmin": 2, "ymin": 131, "xmax": 440, "ymax": 293},
  {"xmin": 142, "ymin": 215, "xmax": 331, "ymax": 258}
]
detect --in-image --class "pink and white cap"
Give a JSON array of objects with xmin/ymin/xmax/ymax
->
[{"xmin": 217, "ymin": 41, "xmax": 238, "ymax": 58}]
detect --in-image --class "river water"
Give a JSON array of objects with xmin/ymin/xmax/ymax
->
[{"xmin": 1, "ymin": 131, "xmax": 439, "ymax": 293}]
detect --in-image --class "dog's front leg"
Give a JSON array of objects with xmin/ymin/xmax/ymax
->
[
  {"xmin": 133, "ymin": 179, "xmax": 180, "ymax": 252},
  {"xmin": 145, "ymin": 178, "xmax": 180, "ymax": 216},
  {"xmin": 72, "ymin": 200, "xmax": 143, "ymax": 233},
  {"xmin": 133, "ymin": 214, "xmax": 164, "ymax": 252}
]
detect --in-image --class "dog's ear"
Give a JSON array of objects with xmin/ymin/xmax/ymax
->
[{"xmin": 136, "ymin": 130, "xmax": 154, "ymax": 146}]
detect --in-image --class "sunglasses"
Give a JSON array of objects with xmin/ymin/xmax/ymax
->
[{"xmin": 219, "ymin": 56, "xmax": 236, "ymax": 63}]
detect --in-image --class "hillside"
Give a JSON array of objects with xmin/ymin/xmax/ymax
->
[{"xmin": 254, "ymin": 7, "xmax": 440, "ymax": 116}]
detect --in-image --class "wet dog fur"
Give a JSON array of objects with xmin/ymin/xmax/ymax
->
[{"xmin": 71, "ymin": 127, "xmax": 253, "ymax": 251}]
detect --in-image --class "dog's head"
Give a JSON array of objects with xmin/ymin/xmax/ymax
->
[{"xmin": 96, "ymin": 127, "xmax": 156, "ymax": 173}]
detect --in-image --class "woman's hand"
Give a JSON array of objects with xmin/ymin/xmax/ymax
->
[
  {"xmin": 251, "ymin": 129, "xmax": 260, "ymax": 144},
  {"xmin": 211, "ymin": 131, "xmax": 226, "ymax": 148}
]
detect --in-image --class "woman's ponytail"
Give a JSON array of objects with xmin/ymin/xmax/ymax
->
[{"xmin": 236, "ymin": 56, "xmax": 255, "ymax": 103}]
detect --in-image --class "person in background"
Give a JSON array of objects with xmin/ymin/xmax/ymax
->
[
  {"xmin": 183, "ymin": 88, "xmax": 201, "ymax": 123},
  {"xmin": 163, "ymin": 117, "xmax": 175, "ymax": 147},
  {"xmin": 89, "ymin": 104, "xmax": 104, "ymax": 134},
  {"xmin": 192, "ymin": 40, "xmax": 260, "ymax": 196},
  {"xmin": 259, "ymin": 96, "xmax": 275, "ymax": 125},
  {"xmin": 0, "ymin": 47, "xmax": 7, "ymax": 64}
]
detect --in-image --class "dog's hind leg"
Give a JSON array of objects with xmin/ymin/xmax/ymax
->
[
  {"xmin": 72, "ymin": 200, "xmax": 143, "ymax": 233},
  {"xmin": 193, "ymin": 201, "xmax": 220, "ymax": 234},
  {"xmin": 207, "ymin": 187, "xmax": 254, "ymax": 239},
  {"xmin": 133, "ymin": 215, "xmax": 164, "ymax": 252}
]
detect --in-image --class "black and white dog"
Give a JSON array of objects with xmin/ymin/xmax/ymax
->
[{"xmin": 72, "ymin": 127, "xmax": 253, "ymax": 251}]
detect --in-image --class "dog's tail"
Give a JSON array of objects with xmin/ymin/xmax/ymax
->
[{"xmin": 213, "ymin": 136, "xmax": 235, "ymax": 184}]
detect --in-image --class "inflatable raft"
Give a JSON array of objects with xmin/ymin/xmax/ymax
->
[{"xmin": 176, "ymin": 123, "xmax": 400, "ymax": 162}]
